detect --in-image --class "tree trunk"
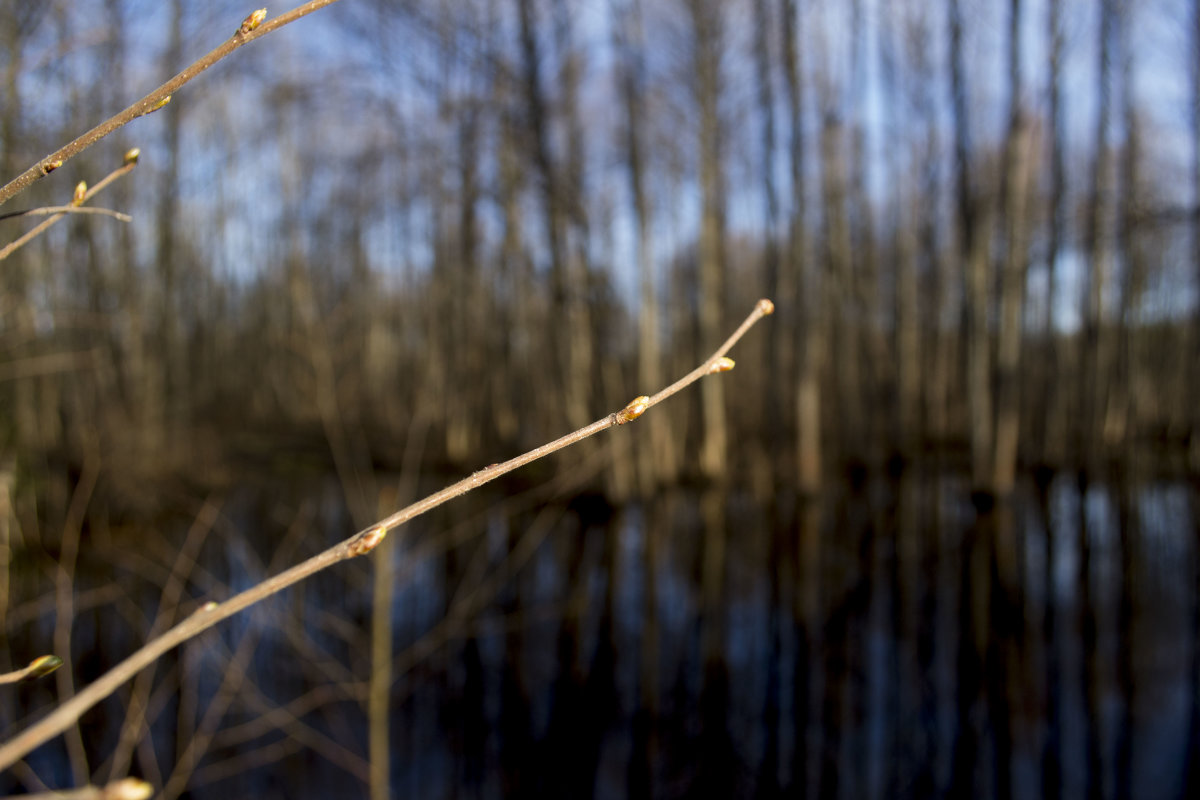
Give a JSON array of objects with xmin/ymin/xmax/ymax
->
[
  {"xmin": 1081, "ymin": 0, "xmax": 1117, "ymax": 470},
  {"xmin": 949, "ymin": 0, "xmax": 994, "ymax": 491},
  {"xmin": 1039, "ymin": 0, "xmax": 1067, "ymax": 467},
  {"xmin": 993, "ymin": 0, "xmax": 1034, "ymax": 496},
  {"xmin": 689, "ymin": 0, "xmax": 728, "ymax": 483},
  {"xmin": 781, "ymin": 0, "xmax": 821, "ymax": 495},
  {"xmin": 755, "ymin": 0, "xmax": 784, "ymax": 494},
  {"xmin": 819, "ymin": 114, "xmax": 858, "ymax": 465},
  {"xmin": 614, "ymin": 0, "xmax": 675, "ymax": 491}
]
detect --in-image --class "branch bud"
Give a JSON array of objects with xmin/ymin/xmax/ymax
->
[
  {"xmin": 616, "ymin": 395, "xmax": 651, "ymax": 424},
  {"xmin": 239, "ymin": 8, "xmax": 268, "ymax": 35},
  {"xmin": 757, "ymin": 298, "xmax": 775, "ymax": 315},
  {"xmin": 108, "ymin": 778, "xmax": 153, "ymax": 800},
  {"xmin": 72, "ymin": 181, "xmax": 87, "ymax": 206},
  {"xmin": 42, "ymin": 159, "xmax": 63, "ymax": 175},
  {"xmin": 25, "ymin": 655, "xmax": 63, "ymax": 680},
  {"xmin": 708, "ymin": 357, "xmax": 735, "ymax": 374},
  {"xmin": 124, "ymin": 147, "xmax": 141, "ymax": 166},
  {"xmin": 349, "ymin": 526, "xmax": 388, "ymax": 556}
]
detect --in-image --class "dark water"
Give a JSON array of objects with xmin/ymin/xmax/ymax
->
[{"xmin": 3, "ymin": 467, "xmax": 1199, "ymax": 799}]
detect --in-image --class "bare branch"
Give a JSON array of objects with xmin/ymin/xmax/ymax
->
[
  {"xmin": 0, "ymin": 655, "xmax": 64, "ymax": 685},
  {"xmin": 0, "ymin": 1, "xmax": 344, "ymax": 209},
  {"xmin": 14, "ymin": 778, "xmax": 152, "ymax": 800},
  {"xmin": 0, "ymin": 154, "xmax": 138, "ymax": 262},
  {"xmin": 0, "ymin": 299, "xmax": 773, "ymax": 771},
  {"xmin": 0, "ymin": 206, "xmax": 132, "ymax": 223}
]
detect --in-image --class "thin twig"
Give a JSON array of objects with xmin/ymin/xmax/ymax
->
[
  {"xmin": 0, "ymin": 299, "xmax": 773, "ymax": 771},
  {"xmin": 13, "ymin": 778, "xmax": 152, "ymax": 800},
  {"xmin": 0, "ymin": 206, "xmax": 132, "ymax": 223},
  {"xmin": 0, "ymin": 655, "xmax": 64, "ymax": 685},
  {"xmin": 0, "ymin": 157, "xmax": 138, "ymax": 262},
  {"xmin": 0, "ymin": 1, "xmax": 344, "ymax": 210}
]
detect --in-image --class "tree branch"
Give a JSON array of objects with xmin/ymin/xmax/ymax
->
[
  {"xmin": 0, "ymin": 1, "xmax": 344, "ymax": 210},
  {"xmin": 0, "ymin": 656, "xmax": 63, "ymax": 685},
  {"xmin": 0, "ymin": 153, "xmax": 138, "ymax": 262},
  {"xmin": 0, "ymin": 298, "xmax": 773, "ymax": 771},
  {"xmin": 0, "ymin": 206, "xmax": 132, "ymax": 223}
]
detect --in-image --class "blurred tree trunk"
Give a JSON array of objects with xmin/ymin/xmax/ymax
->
[
  {"xmin": 612, "ymin": 6, "xmax": 665, "ymax": 789},
  {"xmin": 899, "ymin": 0, "xmax": 952, "ymax": 457},
  {"xmin": 1113, "ymin": 15, "xmax": 1139, "ymax": 799},
  {"xmin": 517, "ymin": 0, "xmax": 564, "ymax": 382},
  {"xmin": 446, "ymin": 93, "xmax": 485, "ymax": 464},
  {"xmin": 848, "ymin": 0, "xmax": 882, "ymax": 459},
  {"xmin": 813, "ymin": 0, "xmax": 861, "ymax": 469},
  {"xmin": 1187, "ymin": 2, "xmax": 1200, "ymax": 792},
  {"xmin": 555, "ymin": 3, "xmax": 596, "ymax": 433},
  {"xmin": 755, "ymin": 0, "xmax": 783, "ymax": 492},
  {"xmin": 993, "ymin": 0, "xmax": 1034, "ymax": 496},
  {"xmin": 1039, "ymin": 0, "xmax": 1067, "ymax": 467},
  {"xmin": 688, "ymin": 0, "xmax": 728, "ymax": 484},
  {"xmin": 894, "ymin": 192, "xmax": 920, "ymax": 462},
  {"xmin": 614, "ymin": 0, "xmax": 675, "ymax": 491},
  {"xmin": 493, "ymin": 49, "xmax": 528, "ymax": 447},
  {"xmin": 1194, "ymin": 0, "xmax": 1200, "ymax": 477},
  {"xmin": 517, "ymin": 0, "xmax": 591, "ymax": 432},
  {"xmin": 102, "ymin": 0, "xmax": 147, "ymax": 454},
  {"xmin": 885, "ymin": 2, "xmax": 921, "ymax": 460},
  {"xmin": 781, "ymin": 0, "xmax": 820, "ymax": 496},
  {"xmin": 0, "ymin": 4, "xmax": 37, "ymax": 451},
  {"xmin": 949, "ymin": 0, "xmax": 993, "ymax": 491},
  {"xmin": 148, "ymin": 0, "xmax": 186, "ymax": 455},
  {"xmin": 1114, "ymin": 48, "xmax": 1140, "ymax": 457},
  {"xmin": 368, "ymin": 518, "xmax": 395, "ymax": 800},
  {"xmin": 1081, "ymin": 0, "xmax": 1117, "ymax": 470},
  {"xmin": 686, "ymin": 0, "xmax": 730, "ymax": 682},
  {"xmin": 779, "ymin": 3, "xmax": 819, "ymax": 793},
  {"xmin": 819, "ymin": 112, "xmax": 858, "ymax": 467},
  {"xmin": 1077, "ymin": 473, "xmax": 1103, "ymax": 800},
  {"xmin": 0, "ymin": 0, "xmax": 25, "ymax": 638}
]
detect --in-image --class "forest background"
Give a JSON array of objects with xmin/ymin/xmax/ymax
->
[{"xmin": 2, "ymin": 0, "xmax": 1199, "ymax": 798}]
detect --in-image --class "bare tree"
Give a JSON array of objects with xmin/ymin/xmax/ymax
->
[
  {"xmin": 780, "ymin": 0, "xmax": 821, "ymax": 496},
  {"xmin": 1081, "ymin": 0, "xmax": 1118, "ymax": 468},
  {"xmin": 949, "ymin": 0, "xmax": 995, "ymax": 491},
  {"xmin": 687, "ymin": 0, "xmax": 729, "ymax": 485},
  {"xmin": 1038, "ymin": 0, "xmax": 1068, "ymax": 467},
  {"xmin": 993, "ymin": 0, "xmax": 1036, "ymax": 495},
  {"xmin": 613, "ymin": 0, "xmax": 675, "ymax": 491}
]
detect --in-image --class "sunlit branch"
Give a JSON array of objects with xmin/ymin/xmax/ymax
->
[
  {"xmin": 0, "ymin": 1, "xmax": 344, "ymax": 209},
  {"xmin": 0, "ymin": 299, "xmax": 773, "ymax": 771},
  {"xmin": 0, "ymin": 153, "xmax": 138, "ymax": 262},
  {"xmin": 0, "ymin": 206, "xmax": 131, "ymax": 223}
]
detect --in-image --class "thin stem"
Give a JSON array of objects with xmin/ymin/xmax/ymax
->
[
  {"xmin": 0, "ymin": 206, "xmax": 132, "ymax": 223},
  {"xmin": 0, "ymin": 158, "xmax": 137, "ymax": 262},
  {"xmin": 11, "ymin": 778, "xmax": 152, "ymax": 800},
  {"xmin": 0, "ymin": 656, "xmax": 63, "ymax": 685},
  {"xmin": 0, "ymin": 1, "xmax": 344, "ymax": 210},
  {"xmin": 0, "ymin": 299, "xmax": 773, "ymax": 772}
]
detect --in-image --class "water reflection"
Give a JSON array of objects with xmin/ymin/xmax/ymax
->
[
  {"xmin": 379, "ymin": 468, "xmax": 1197, "ymax": 799},
  {"xmin": 2, "ymin": 468, "xmax": 1198, "ymax": 799}
]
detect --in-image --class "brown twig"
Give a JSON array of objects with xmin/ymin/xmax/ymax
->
[
  {"xmin": 0, "ymin": 206, "xmax": 132, "ymax": 223},
  {"xmin": 0, "ymin": 655, "xmax": 64, "ymax": 685},
  {"xmin": 0, "ymin": 155, "xmax": 138, "ymax": 262},
  {"xmin": 13, "ymin": 778, "xmax": 152, "ymax": 800},
  {"xmin": 0, "ymin": 1, "xmax": 344, "ymax": 210},
  {"xmin": 0, "ymin": 299, "xmax": 773, "ymax": 771}
]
